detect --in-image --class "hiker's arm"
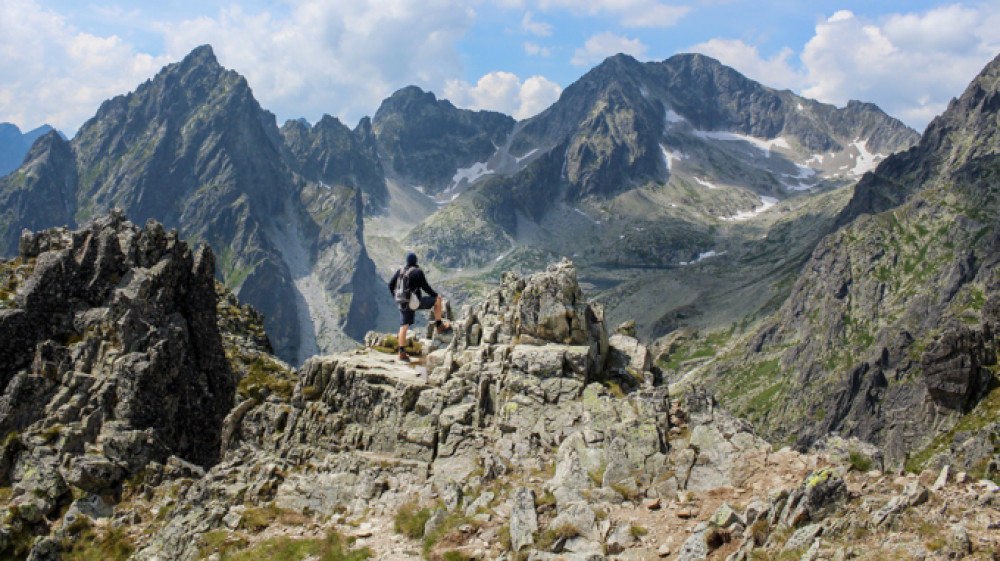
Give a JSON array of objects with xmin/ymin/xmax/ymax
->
[
  {"xmin": 415, "ymin": 270, "xmax": 437, "ymax": 298},
  {"xmin": 387, "ymin": 270, "xmax": 398, "ymax": 295}
]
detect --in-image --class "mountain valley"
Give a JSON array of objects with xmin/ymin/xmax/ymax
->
[{"xmin": 1, "ymin": 43, "xmax": 999, "ymax": 561}]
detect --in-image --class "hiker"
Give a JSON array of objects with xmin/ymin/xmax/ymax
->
[{"xmin": 388, "ymin": 252, "xmax": 451, "ymax": 362}]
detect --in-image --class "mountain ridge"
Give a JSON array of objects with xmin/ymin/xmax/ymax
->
[
  {"xmin": 1, "ymin": 45, "xmax": 921, "ymax": 366},
  {"xmin": 683, "ymin": 52, "xmax": 1000, "ymax": 472}
]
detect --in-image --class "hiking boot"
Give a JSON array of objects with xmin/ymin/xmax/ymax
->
[
  {"xmin": 436, "ymin": 321, "xmax": 452, "ymax": 334},
  {"xmin": 398, "ymin": 349, "xmax": 411, "ymax": 363}
]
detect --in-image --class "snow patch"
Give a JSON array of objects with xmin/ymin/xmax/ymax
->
[
  {"xmin": 574, "ymin": 208, "xmax": 600, "ymax": 225},
  {"xmin": 784, "ymin": 181, "xmax": 816, "ymax": 192},
  {"xmin": 722, "ymin": 196, "xmax": 779, "ymax": 221},
  {"xmin": 782, "ymin": 163, "xmax": 818, "ymax": 191},
  {"xmin": 805, "ymin": 154, "xmax": 825, "ymax": 165},
  {"xmin": 450, "ymin": 160, "xmax": 493, "ymax": 188},
  {"xmin": 661, "ymin": 145, "xmax": 688, "ymax": 171},
  {"xmin": 850, "ymin": 138, "xmax": 883, "ymax": 175},
  {"xmin": 796, "ymin": 102, "xmax": 804, "ymax": 111},
  {"xmin": 693, "ymin": 177, "xmax": 718, "ymax": 190},
  {"xmin": 680, "ymin": 250, "xmax": 726, "ymax": 266},
  {"xmin": 693, "ymin": 130, "xmax": 791, "ymax": 157},
  {"xmin": 665, "ymin": 110, "xmax": 686, "ymax": 124},
  {"xmin": 515, "ymin": 148, "xmax": 540, "ymax": 165}
]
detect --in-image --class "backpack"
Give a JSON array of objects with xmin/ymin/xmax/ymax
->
[{"xmin": 394, "ymin": 267, "xmax": 419, "ymax": 309}]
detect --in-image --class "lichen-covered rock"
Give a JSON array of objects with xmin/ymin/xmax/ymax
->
[{"xmin": 509, "ymin": 487, "xmax": 538, "ymax": 551}]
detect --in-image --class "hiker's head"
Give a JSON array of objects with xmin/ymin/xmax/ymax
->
[{"xmin": 406, "ymin": 252, "xmax": 418, "ymax": 267}]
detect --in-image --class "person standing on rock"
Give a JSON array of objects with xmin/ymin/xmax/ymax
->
[{"xmin": 388, "ymin": 252, "xmax": 451, "ymax": 362}]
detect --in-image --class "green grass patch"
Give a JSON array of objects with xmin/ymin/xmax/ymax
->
[
  {"xmin": 535, "ymin": 524, "xmax": 579, "ymax": 551},
  {"xmin": 239, "ymin": 504, "xmax": 309, "ymax": 533},
  {"xmin": 198, "ymin": 530, "xmax": 249, "ymax": 559},
  {"xmin": 60, "ymin": 519, "xmax": 134, "ymax": 561},
  {"xmin": 394, "ymin": 502, "xmax": 432, "ymax": 539},
  {"xmin": 217, "ymin": 529, "xmax": 370, "ymax": 561},
  {"xmin": 374, "ymin": 335, "xmax": 422, "ymax": 355},
  {"xmin": 848, "ymin": 450, "xmax": 872, "ymax": 472},
  {"xmin": 235, "ymin": 355, "xmax": 295, "ymax": 402},
  {"xmin": 629, "ymin": 524, "xmax": 649, "ymax": 538},
  {"xmin": 421, "ymin": 510, "xmax": 478, "ymax": 559}
]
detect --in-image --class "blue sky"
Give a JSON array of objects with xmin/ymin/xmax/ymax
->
[{"xmin": 2, "ymin": 1, "xmax": 999, "ymax": 136}]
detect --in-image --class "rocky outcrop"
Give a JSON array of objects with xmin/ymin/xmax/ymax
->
[
  {"xmin": 125, "ymin": 259, "xmax": 790, "ymax": 560},
  {"xmin": 2, "ymin": 244, "xmax": 998, "ymax": 559},
  {"xmin": 0, "ymin": 213, "xmax": 236, "ymax": 558}
]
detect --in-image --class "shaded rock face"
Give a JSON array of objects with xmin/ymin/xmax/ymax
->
[
  {"xmin": 0, "ymin": 212, "xmax": 235, "ymax": 540},
  {"xmin": 371, "ymin": 86, "xmax": 516, "ymax": 195},
  {"xmin": 0, "ymin": 131, "xmax": 78, "ymax": 256},
  {"xmin": 0, "ymin": 123, "xmax": 56, "ymax": 177},
  {"xmin": 280, "ymin": 115, "xmax": 388, "ymax": 214}
]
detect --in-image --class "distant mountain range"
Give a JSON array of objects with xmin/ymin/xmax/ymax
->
[
  {"xmin": 0, "ymin": 45, "xmax": 919, "ymax": 366},
  {"xmin": 0, "ymin": 123, "xmax": 59, "ymax": 177}
]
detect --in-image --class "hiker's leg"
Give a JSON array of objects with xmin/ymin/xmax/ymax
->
[
  {"xmin": 398, "ymin": 324, "xmax": 408, "ymax": 350},
  {"xmin": 433, "ymin": 295, "xmax": 443, "ymax": 322}
]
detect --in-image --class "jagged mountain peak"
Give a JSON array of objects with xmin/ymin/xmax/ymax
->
[
  {"xmin": 922, "ymin": 51, "xmax": 1000, "ymax": 153},
  {"xmin": 370, "ymin": 84, "xmax": 515, "ymax": 194},
  {"xmin": 0, "ymin": 122, "xmax": 59, "ymax": 177},
  {"xmin": 22, "ymin": 129, "xmax": 69, "ymax": 163},
  {"xmin": 178, "ymin": 43, "xmax": 220, "ymax": 69},
  {"xmin": 375, "ymin": 84, "xmax": 451, "ymax": 115}
]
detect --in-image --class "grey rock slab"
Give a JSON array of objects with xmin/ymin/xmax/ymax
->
[
  {"xmin": 676, "ymin": 529, "xmax": 710, "ymax": 561},
  {"xmin": 782, "ymin": 523, "xmax": 823, "ymax": 553},
  {"xmin": 605, "ymin": 523, "xmax": 637, "ymax": 554},
  {"xmin": 550, "ymin": 502, "xmax": 599, "ymax": 541},
  {"xmin": 509, "ymin": 487, "xmax": 538, "ymax": 551}
]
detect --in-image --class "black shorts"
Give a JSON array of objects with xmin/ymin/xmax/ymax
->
[{"xmin": 399, "ymin": 294, "xmax": 437, "ymax": 326}]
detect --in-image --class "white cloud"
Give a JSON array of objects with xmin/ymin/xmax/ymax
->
[
  {"xmin": 158, "ymin": 1, "xmax": 475, "ymax": 128},
  {"xmin": 524, "ymin": 41, "xmax": 552, "ymax": 56},
  {"xmin": 689, "ymin": 5, "xmax": 1000, "ymax": 131},
  {"xmin": 0, "ymin": 0, "xmax": 168, "ymax": 133},
  {"xmin": 445, "ymin": 72, "xmax": 561, "ymax": 119},
  {"xmin": 800, "ymin": 7, "xmax": 1000, "ymax": 130},
  {"xmin": 538, "ymin": 0, "xmax": 689, "ymax": 28},
  {"xmin": 688, "ymin": 39, "xmax": 804, "ymax": 89},
  {"xmin": 522, "ymin": 11, "xmax": 552, "ymax": 36},
  {"xmin": 571, "ymin": 32, "xmax": 647, "ymax": 66}
]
